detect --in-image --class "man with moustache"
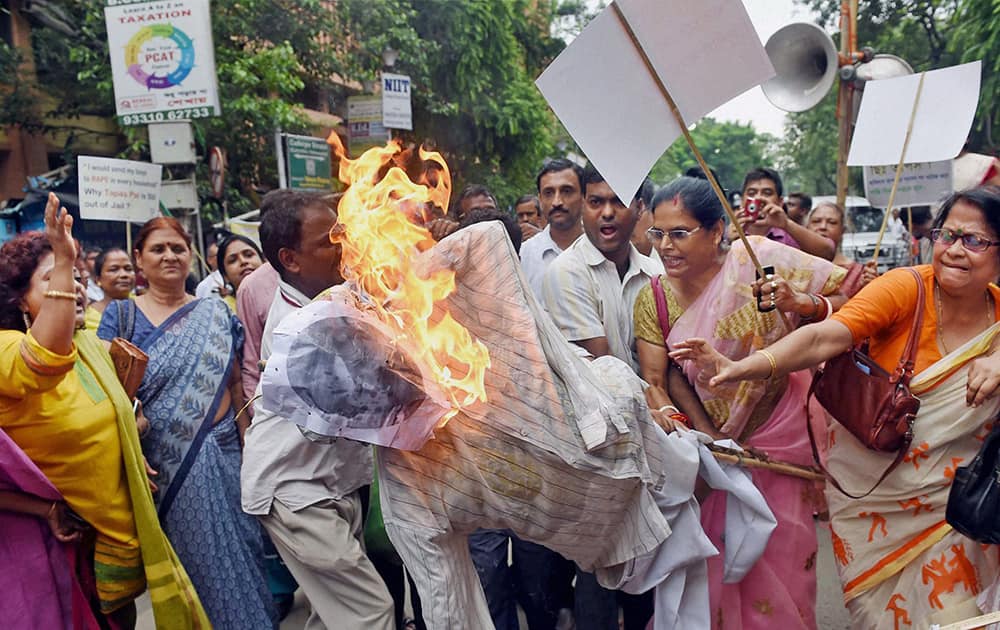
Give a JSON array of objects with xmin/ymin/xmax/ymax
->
[
  {"xmin": 542, "ymin": 164, "xmax": 658, "ymax": 630},
  {"xmin": 241, "ymin": 190, "xmax": 394, "ymax": 630},
  {"xmin": 520, "ymin": 159, "xmax": 585, "ymax": 300}
]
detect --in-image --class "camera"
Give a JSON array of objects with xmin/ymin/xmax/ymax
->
[{"xmin": 744, "ymin": 198, "xmax": 762, "ymax": 221}]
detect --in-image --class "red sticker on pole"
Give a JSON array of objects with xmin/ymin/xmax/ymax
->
[{"xmin": 208, "ymin": 146, "xmax": 226, "ymax": 199}]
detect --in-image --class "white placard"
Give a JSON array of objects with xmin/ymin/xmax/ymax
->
[
  {"xmin": 104, "ymin": 0, "xmax": 221, "ymax": 125},
  {"xmin": 847, "ymin": 61, "xmax": 981, "ymax": 167},
  {"xmin": 863, "ymin": 161, "xmax": 953, "ymax": 208},
  {"xmin": 78, "ymin": 156, "xmax": 163, "ymax": 222},
  {"xmin": 382, "ymin": 72, "xmax": 413, "ymax": 130},
  {"xmin": 535, "ymin": 0, "xmax": 774, "ymax": 204}
]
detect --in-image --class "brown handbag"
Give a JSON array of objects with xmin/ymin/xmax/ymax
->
[
  {"xmin": 806, "ymin": 267, "xmax": 924, "ymax": 498},
  {"xmin": 109, "ymin": 337, "xmax": 148, "ymax": 400}
]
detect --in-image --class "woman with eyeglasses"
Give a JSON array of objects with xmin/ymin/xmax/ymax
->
[
  {"xmin": 632, "ymin": 176, "xmax": 846, "ymax": 629},
  {"xmin": 806, "ymin": 201, "xmax": 879, "ymax": 298},
  {"xmin": 672, "ymin": 186, "xmax": 1000, "ymax": 627}
]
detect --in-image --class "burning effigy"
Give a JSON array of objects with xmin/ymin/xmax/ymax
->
[{"xmin": 260, "ymin": 140, "xmax": 777, "ymax": 629}]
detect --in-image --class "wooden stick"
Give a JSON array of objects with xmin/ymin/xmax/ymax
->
[
  {"xmin": 934, "ymin": 610, "xmax": 1000, "ymax": 630},
  {"xmin": 907, "ymin": 207, "xmax": 914, "ymax": 264},
  {"xmin": 609, "ymin": 2, "xmax": 791, "ymax": 330},
  {"xmin": 872, "ymin": 72, "xmax": 927, "ymax": 265},
  {"xmin": 707, "ymin": 444, "xmax": 826, "ymax": 481}
]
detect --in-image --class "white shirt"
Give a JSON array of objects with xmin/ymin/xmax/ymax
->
[
  {"xmin": 195, "ymin": 269, "xmax": 224, "ymax": 299},
  {"xmin": 542, "ymin": 236, "xmax": 661, "ymax": 370},
  {"xmin": 86, "ymin": 282, "xmax": 104, "ymax": 303},
  {"xmin": 241, "ymin": 279, "xmax": 373, "ymax": 515},
  {"xmin": 519, "ymin": 225, "xmax": 564, "ymax": 301}
]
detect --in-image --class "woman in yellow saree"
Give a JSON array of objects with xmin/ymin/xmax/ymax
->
[
  {"xmin": 0, "ymin": 194, "xmax": 207, "ymax": 629},
  {"xmin": 674, "ymin": 187, "xmax": 1000, "ymax": 627}
]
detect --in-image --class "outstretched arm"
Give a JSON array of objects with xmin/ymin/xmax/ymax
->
[{"xmin": 670, "ymin": 319, "xmax": 854, "ymax": 387}]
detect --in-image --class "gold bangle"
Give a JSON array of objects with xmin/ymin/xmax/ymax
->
[
  {"xmin": 757, "ymin": 349, "xmax": 777, "ymax": 379},
  {"xmin": 44, "ymin": 290, "xmax": 77, "ymax": 301}
]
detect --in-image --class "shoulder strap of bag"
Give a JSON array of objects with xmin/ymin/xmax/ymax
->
[
  {"xmin": 806, "ymin": 405, "xmax": 911, "ymax": 499},
  {"xmin": 894, "ymin": 267, "xmax": 926, "ymax": 385},
  {"xmin": 116, "ymin": 299, "xmax": 136, "ymax": 342},
  {"xmin": 651, "ymin": 275, "xmax": 671, "ymax": 345},
  {"xmin": 806, "ymin": 267, "xmax": 924, "ymax": 498}
]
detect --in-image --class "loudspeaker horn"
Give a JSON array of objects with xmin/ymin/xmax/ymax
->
[{"xmin": 761, "ymin": 22, "xmax": 839, "ymax": 113}]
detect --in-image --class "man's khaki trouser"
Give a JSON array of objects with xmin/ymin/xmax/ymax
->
[{"xmin": 262, "ymin": 493, "xmax": 395, "ymax": 630}]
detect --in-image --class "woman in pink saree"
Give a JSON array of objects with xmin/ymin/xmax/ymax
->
[
  {"xmin": 633, "ymin": 177, "xmax": 846, "ymax": 629},
  {"xmin": 674, "ymin": 187, "xmax": 1000, "ymax": 628}
]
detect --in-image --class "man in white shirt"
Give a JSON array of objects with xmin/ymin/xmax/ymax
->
[
  {"xmin": 520, "ymin": 159, "xmax": 585, "ymax": 301},
  {"xmin": 241, "ymin": 190, "xmax": 394, "ymax": 630},
  {"xmin": 544, "ymin": 166, "xmax": 660, "ymax": 370},
  {"xmin": 543, "ymin": 164, "xmax": 660, "ymax": 630},
  {"xmin": 195, "ymin": 241, "xmax": 225, "ymax": 298},
  {"xmin": 83, "ymin": 246, "xmax": 105, "ymax": 303}
]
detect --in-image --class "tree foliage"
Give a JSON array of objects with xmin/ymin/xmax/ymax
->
[
  {"xmin": 5, "ymin": 0, "xmax": 575, "ymax": 213},
  {"xmin": 780, "ymin": 1, "xmax": 970, "ymax": 197},
  {"xmin": 950, "ymin": 0, "xmax": 1000, "ymax": 149},
  {"xmin": 648, "ymin": 118, "xmax": 777, "ymax": 194}
]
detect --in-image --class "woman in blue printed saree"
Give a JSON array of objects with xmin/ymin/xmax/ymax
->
[{"xmin": 98, "ymin": 217, "xmax": 276, "ymax": 628}]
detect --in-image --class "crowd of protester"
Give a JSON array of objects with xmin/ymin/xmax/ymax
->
[{"xmin": 3, "ymin": 153, "xmax": 1000, "ymax": 630}]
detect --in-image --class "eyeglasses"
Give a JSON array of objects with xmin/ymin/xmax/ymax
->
[
  {"xmin": 646, "ymin": 227, "xmax": 701, "ymax": 244},
  {"xmin": 930, "ymin": 228, "xmax": 1000, "ymax": 253}
]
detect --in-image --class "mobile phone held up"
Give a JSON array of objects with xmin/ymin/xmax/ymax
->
[{"xmin": 743, "ymin": 198, "xmax": 762, "ymax": 221}]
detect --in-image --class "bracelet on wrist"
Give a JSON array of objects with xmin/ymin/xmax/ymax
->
[
  {"xmin": 801, "ymin": 293, "xmax": 821, "ymax": 320},
  {"xmin": 668, "ymin": 412, "xmax": 691, "ymax": 428},
  {"xmin": 757, "ymin": 349, "xmax": 777, "ymax": 380},
  {"xmin": 818, "ymin": 295, "xmax": 832, "ymax": 321},
  {"xmin": 657, "ymin": 404, "xmax": 680, "ymax": 415},
  {"xmin": 44, "ymin": 290, "xmax": 77, "ymax": 301}
]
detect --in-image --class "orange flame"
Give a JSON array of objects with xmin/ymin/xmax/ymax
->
[{"xmin": 326, "ymin": 131, "xmax": 490, "ymax": 413}]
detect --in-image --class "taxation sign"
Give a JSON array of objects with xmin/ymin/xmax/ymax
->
[
  {"xmin": 284, "ymin": 134, "xmax": 333, "ymax": 191},
  {"xmin": 348, "ymin": 95, "xmax": 391, "ymax": 157},
  {"xmin": 382, "ymin": 72, "xmax": 413, "ymax": 130},
  {"xmin": 863, "ymin": 161, "xmax": 953, "ymax": 208},
  {"xmin": 78, "ymin": 156, "xmax": 163, "ymax": 222},
  {"xmin": 104, "ymin": 0, "xmax": 221, "ymax": 126}
]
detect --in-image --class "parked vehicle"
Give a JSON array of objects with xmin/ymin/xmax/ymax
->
[{"xmin": 812, "ymin": 195, "xmax": 910, "ymax": 273}]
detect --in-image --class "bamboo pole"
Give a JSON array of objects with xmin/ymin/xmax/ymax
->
[
  {"xmin": 609, "ymin": 2, "xmax": 791, "ymax": 330},
  {"xmin": 872, "ymin": 72, "xmax": 927, "ymax": 265},
  {"xmin": 608, "ymin": 3, "xmax": 764, "ymax": 275},
  {"xmin": 707, "ymin": 444, "xmax": 826, "ymax": 481},
  {"xmin": 835, "ymin": 0, "xmax": 854, "ymax": 211},
  {"xmin": 934, "ymin": 610, "xmax": 1000, "ymax": 630}
]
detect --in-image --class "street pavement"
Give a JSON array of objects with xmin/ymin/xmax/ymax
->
[{"xmin": 137, "ymin": 523, "xmax": 851, "ymax": 629}]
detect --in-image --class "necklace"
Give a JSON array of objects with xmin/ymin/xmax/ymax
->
[{"xmin": 935, "ymin": 282, "xmax": 993, "ymax": 354}]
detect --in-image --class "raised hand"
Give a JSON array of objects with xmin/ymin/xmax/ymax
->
[{"xmin": 43, "ymin": 193, "xmax": 75, "ymax": 264}]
